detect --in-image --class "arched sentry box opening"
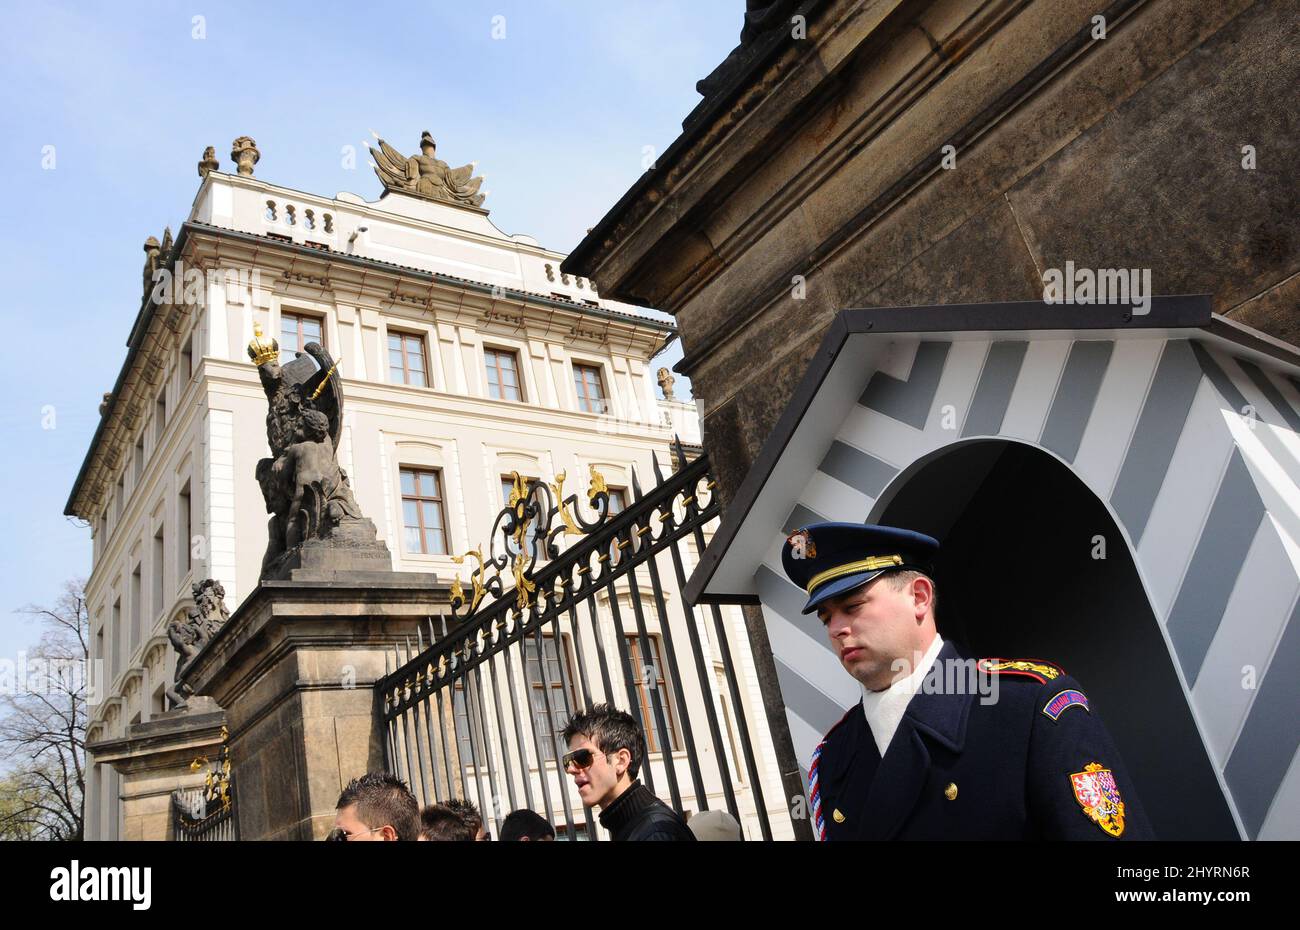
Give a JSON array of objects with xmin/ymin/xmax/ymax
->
[{"xmin": 688, "ymin": 297, "xmax": 1300, "ymax": 840}]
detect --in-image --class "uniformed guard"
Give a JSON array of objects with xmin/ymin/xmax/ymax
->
[{"xmin": 783, "ymin": 522, "xmax": 1154, "ymax": 840}]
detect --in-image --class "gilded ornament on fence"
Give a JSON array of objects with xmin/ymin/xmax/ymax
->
[
  {"xmin": 450, "ymin": 548, "xmax": 488, "ymax": 614},
  {"xmin": 446, "ymin": 467, "xmax": 613, "ymax": 619}
]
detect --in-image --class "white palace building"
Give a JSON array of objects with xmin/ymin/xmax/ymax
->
[{"xmin": 67, "ymin": 134, "xmax": 791, "ymax": 841}]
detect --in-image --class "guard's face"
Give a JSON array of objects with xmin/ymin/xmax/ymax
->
[{"xmin": 816, "ymin": 575, "xmax": 931, "ymax": 690}]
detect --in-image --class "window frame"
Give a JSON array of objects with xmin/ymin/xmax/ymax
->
[
  {"xmin": 522, "ymin": 632, "xmax": 579, "ymax": 763},
  {"xmin": 500, "ymin": 473, "xmax": 545, "ymax": 561},
  {"xmin": 625, "ymin": 633, "xmax": 681, "ymax": 754},
  {"xmin": 483, "ymin": 346, "xmax": 525, "ymax": 402},
  {"xmin": 279, "ymin": 309, "xmax": 326, "ymax": 363},
  {"xmin": 399, "ymin": 466, "xmax": 450, "ymax": 555},
  {"xmin": 388, "ymin": 329, "xmax": 429, "ymax": 387},
  {"xmin": 572, "ymin": 362, "xmax": 608, "ymax": 414},
  {"xmin": 603, "ymin": 485, "xmax": 627, "ymax": 562}
]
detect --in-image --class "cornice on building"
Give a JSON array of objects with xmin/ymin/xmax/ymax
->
[
  {"xmin": 67, "ymin": 211, "xmax": 678, "ymax": 522},
  {"xmin": 562, "ymin": 0, "xmax": 832, "ymax": 290}
]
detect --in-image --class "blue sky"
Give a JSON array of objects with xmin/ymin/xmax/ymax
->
[{"xmin": 0, "ymin": 1, "xmax": 740, "ymax": 656}]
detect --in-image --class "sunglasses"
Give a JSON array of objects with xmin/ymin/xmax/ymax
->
[
  {"xmin": 561, "ymin": 748, "xmax": 607, "ymax": 770},
  {"xmin": 331, "ymin": 825, "xmax": 387, "ymax": 840}
]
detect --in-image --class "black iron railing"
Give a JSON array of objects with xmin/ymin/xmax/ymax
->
[
  {"xmin": 378, "ymin": 444, "xmax": 781, "ymax": 840},
  {"xmin": 170, "ymin": 727, "xmax": 237, "ymax": 841},
  {"xmin": 170, "ymin": 780, "xmax": 237, "ymax": 841}
]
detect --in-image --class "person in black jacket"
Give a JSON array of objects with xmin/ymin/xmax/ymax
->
[{"xmin": 561, "ymin": 704, "xmax": 695, "ymax": 841}]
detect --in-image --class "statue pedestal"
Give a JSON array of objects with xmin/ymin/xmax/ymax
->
[
  {"xmin": 184, "ymin": 573, "xmax": 448, "ymax": 840},
  {"xmin": 88, "ymin": 708, "xmax": 227, "ymax": 841},
  {"xmin": 263, "ymin": 528, "xmax": 396, "ymax": 582}
]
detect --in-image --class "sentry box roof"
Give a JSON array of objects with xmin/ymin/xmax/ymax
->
[{"xmin": 687, "ymin": 295, "xmax": 1300, "ymax": 840}]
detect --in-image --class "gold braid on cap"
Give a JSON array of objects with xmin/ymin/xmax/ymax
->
[{"xmin": 806, "ymin": 554, "xmax": 904, "ymax": 594}]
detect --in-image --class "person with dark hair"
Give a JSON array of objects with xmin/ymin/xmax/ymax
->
[
  {"xmin": 418, "ymin": 804, "xmax": 478, "ymax": 841},
  {"xmin": 561, "ymin": 703, "xmax": 695, "ymax": 841},
  {"xmin": 784, "ymin": 522, "xmax": 1153, "ymax": 840},
  {"xmin": 334, "ymin": 772, "xmax": 421, "ymax": 841},
  {"xmin": 443, "ymin": 797, "xmax": 487, "ymax": 840},
  {"xmin": 499, "ymin": 809, "xmax": 555, "ymax": 842}
]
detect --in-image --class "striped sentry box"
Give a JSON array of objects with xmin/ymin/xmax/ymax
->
[{"xmin": 690, "ymin": 297, "xmax": 1300, "ymax": 841}]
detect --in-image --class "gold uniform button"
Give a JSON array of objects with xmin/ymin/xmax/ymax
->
[
  {"xmin": 944, "ymin": 782, "xmax": 958, "ymax": 801},
  {"xmin": 832, "ymin": 808, "xmax": 845, "ymax": 823}
]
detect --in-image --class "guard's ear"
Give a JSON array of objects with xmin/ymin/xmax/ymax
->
[{"xmin": 911, "ymin": 575, "xmax": 936, "ymax": 619}]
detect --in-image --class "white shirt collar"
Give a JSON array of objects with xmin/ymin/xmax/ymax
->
[{"xmin": 861, "ymin": 634, "xmax": 944, "ymax": 756}]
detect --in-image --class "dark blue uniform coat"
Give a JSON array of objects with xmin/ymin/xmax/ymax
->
[{"xmin": 810, "ymin": 641, "xmax": 1155, "ymax": 840}]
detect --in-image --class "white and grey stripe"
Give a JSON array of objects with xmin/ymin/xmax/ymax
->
[{"xmin": 756, "ymin": 330, "xmax": 1300, "ymax": 838}]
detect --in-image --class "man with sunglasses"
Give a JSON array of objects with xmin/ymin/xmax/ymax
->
[
  {"xmin": 562, "ymin": 704, "xmax": 695, "ymax": 841},
  {"xmin": 333, "ymin": 771, "xmax": 421, "ymax": 841}
]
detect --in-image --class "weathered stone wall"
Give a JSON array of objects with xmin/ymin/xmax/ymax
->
[{"xmin": 572, "ymin": 0, "xmax": 1297, "ymax": 506}]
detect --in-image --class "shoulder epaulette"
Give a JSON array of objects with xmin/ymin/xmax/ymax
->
[{"xmin": 977, "ymin": 657, "xmax": 1067, "ymax": 684}]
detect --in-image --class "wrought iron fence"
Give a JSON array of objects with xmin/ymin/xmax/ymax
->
[
  {"xmin": 378, "ymin": 443, "xmax": 784, "ymax": 840},
  {"xmin": 170, "ymin": 726, "xmax": 237, "ymax": 840},
  {"xmin": 170, "ymin": 780, "xmax": 238, "ymax": 841}
]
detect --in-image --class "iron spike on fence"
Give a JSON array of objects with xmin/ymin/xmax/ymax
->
[
  {"xmin": 672, "ymin": 433, "xmax": 687, "ymax": 469},
  {"xmin": 630, "ymin": 462, "xmax": 643, "ymax": 500}
]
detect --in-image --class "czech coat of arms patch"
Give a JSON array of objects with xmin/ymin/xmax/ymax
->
[
  {"xmin": 1070, "ymin": 762, "xmax": 1126, "ymax": 837},
  {"xmin": 786, "ymin": 528, "xmax": 816, "ymax": 560}
]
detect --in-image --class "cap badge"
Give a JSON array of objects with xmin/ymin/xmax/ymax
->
[{"xmin": 787, "ymin": 528, "xmax": 817, "ymax": 560}]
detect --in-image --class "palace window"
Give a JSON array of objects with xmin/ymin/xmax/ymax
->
[
  {"xmin": 129, "ymin": 564, "xmax": 142, "ymax": 653},
  {"xmin": 388, "ymin": 330, "xmax": 428, "ymax": 387},
  {"xmin": 626, "ymin": 634, "xmax": 680, "ymax": 753},
  {"xmin": 178, "ymin": 481, "xmax": 192, "ymax": 577},
  {"xmin": 484, "ymin": 347, "xmax": 523, "ymax": 401},
  {"xmin": 152, "ymin": 526, "xmax": 165, "ymax": 619},
  {"xmin": 553, "ymin": 822, "xmax": 591, "ymax": 841},
  {"xmin": 452, "ymin": 681, "xmax": 477, "ymax": 769},
  {"xmin": 501, "ymin": 475, "xmax": 544, "ymax": 560},
  {"xmin": 523, "ymin": 633, "xmax": 578, "ymax": 762},
  {"xmin": 607, "ymin": 486, "xmax": 626, "ymax": 515},
  {"xmin": 154, "ymin": 391, "xmax": 167, "ymax": 445},
  {"xmin": 110, "ymin": 599, "xmax": 121, "ymax": 679},
  {"xmin": 400, "ymin": 467, "xmax": 448, "ymax": 555},
  {"xmin": 280, "ymin": 311, "xmax": 324, "ymax": 364},
  {"xmin": 604, "ymin": 486, "xmax": 626, "ymax": 563},
  {"xmin": 573, "ymin": 364, "xmax": 607, "ymax": 414}
]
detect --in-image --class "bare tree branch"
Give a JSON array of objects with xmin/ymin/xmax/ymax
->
[{"xmin": 1, "ymin": 578, "xmax": 88, "ymax": 840}]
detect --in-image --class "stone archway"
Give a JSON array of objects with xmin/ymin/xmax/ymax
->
[{"xmin": 870, "ymin": 437, "xmax": 1239, "ymax": 840}]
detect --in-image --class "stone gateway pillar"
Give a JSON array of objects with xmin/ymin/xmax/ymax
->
[
  {"xmin": 172, "ymin": 314, "xmax": 449, "ymax": 839},
  {"xmin": 183, "ymin": 577, "xmax": 446, "ymax": 840}
]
